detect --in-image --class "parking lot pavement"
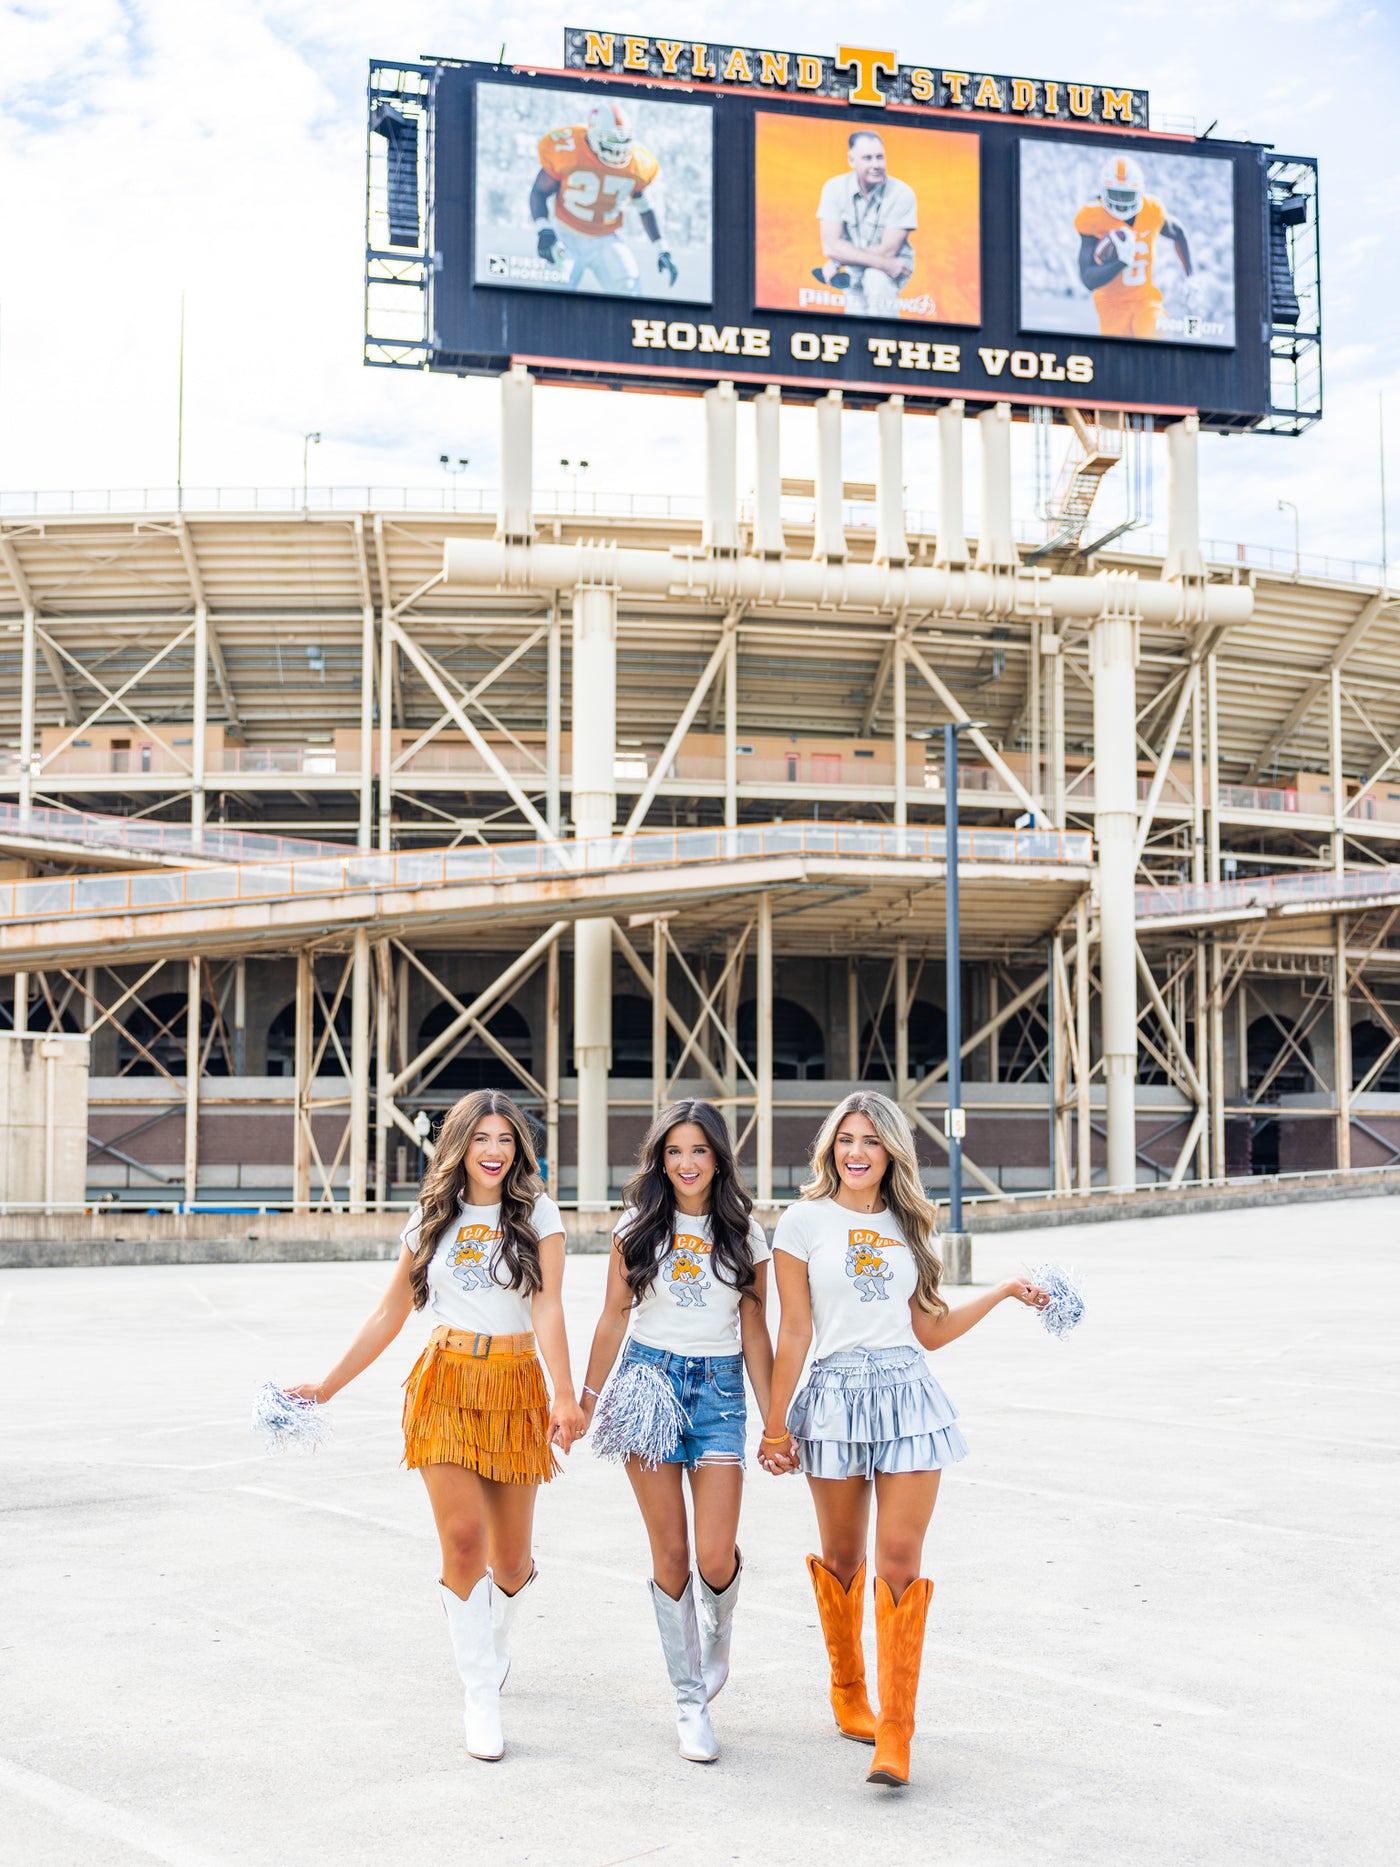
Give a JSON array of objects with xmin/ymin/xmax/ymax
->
[{"xmin": 1, "ymin": 1196, "xmax": 1394, "ymax": 1866}]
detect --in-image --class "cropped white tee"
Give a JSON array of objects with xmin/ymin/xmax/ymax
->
[
  {"xmin": 402, "ymin": 1193, "xmax": 564, "ymax": 1337},
  {"xmin": 616, "ymin": 1207, "xmax": 771, "ymax": 1358},
  {"xmin": 772, "ymin": 1196, "xmax": 922, "ymax": 1360}
]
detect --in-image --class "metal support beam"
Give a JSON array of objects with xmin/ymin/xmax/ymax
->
[
  {"xmin": 1244, "ymin": 593, "xmax": 1387, "ymax": 783},
  {"xmin": 191, "ymin": 602, "xmax": 208, "ymax": 848},
  {"xmin": 652, "ymin": 919, "xmax": 668, "ymax": 1118},
  {"xmin": 349, "ymin": 928, "xmax": 370, "ymax": 1211},
  {"xmin": 904, "ymin": 638, "xmax": 1058, "ymax": 829},
  {"xmin": 875, "ymin": 396, "xmax": 908, "ymax": 566},
  {"xmin": 756, "ymin": 891, "xmax": 773, "ymax": 1203},
  {"xmin": 975, "ymin": 402, "xmax": 1016, "ymax": 567},
  {"xmin": 546, "ymin": 599, "xmax": 563, "ymax": 837},
  {"xmin": 1075, "ymin": 895, "xmax": 1091, "ymax": 1188},
  {"xmin": 374, "ymin": 940, "xmax": 391, "ymax": 1205},
  {"xmin": 498, "ymin": 365, "xmax": 534, "ymax": 543},
  {"xmin": 1164, "ymin": 415, "xmax": 1205, "ymax": 580},
  {"xmin": 623, "ymin": 619, "xmax": 734, "ymax": 837},
  {"xmin": 1329, "ymin": 666, "xmax": 1345, "ymax": 875},
  {"xmin": 1091, "ymin": 607, "xmax": 1139, "ymax": 1188},
  {"xmin": 892, "ymin": 628, "xmax": 908, "ymax": 828},
  {"xmin": 753, "ymin": 385, "xmax": 785, "ymax": 557},
  {"xmin": 1335, "ymin": 915, "xmax": 1351, "ymax": 1172},
  {"xmin": 704, "ymin": 380, "xmax": 739, "ymax": 555},
  {"xmin": 184, "ymin": 956, "xmax": 201, "ymax": 1206},
  {"xmin": 545, "ymin": 936, "xmax": 560, "ymax": 1196},
  {"xmin": 724, "ymin": 624, "xmax": 738, "ymax": 830},
  {"xmin": 573, "ymin": 574, "xmax": 618, "ymax": 1209},
  {"xmin": 293, "ymin": 949, "xmax": 312, "ymax": 1210},
  {"xmin": 813, "ymin": 391, "xmax": 846, "ymax": 563},
  {"xmin": 935, "ymin": 400, "xmax": 968, "ymax": 568}
]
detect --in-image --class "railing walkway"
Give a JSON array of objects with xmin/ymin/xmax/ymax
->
[
  {"xmin": 0, "ymin": 486, "xmax": 1388, "ymax": 590},
  {"xmin": 0, "ymin": 802, "xmax": 351, "ymax": 868},
  {"xmin": 0, "ymin": 821, "xmax": 1092, "ymax": 925},
  {"xmin": 1138, "ymin": 864, "xmax": 1400, "ymax": 924}
]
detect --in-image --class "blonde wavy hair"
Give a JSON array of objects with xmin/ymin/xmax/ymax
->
[{"xmin": 801, "ymin": 1091, "xmax": 947, "ymax": 1317}]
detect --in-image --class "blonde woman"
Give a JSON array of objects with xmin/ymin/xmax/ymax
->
[
  {"xmin": 759, "ymin": 1091, "xmax": 1047, "ymax": 1789},
  {"xmin": 289, "ymin": 1089, "xmax": 583, "ymax": 1764}
]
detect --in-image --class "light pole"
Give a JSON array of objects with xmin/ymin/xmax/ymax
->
[
  {"xmin": 1277, "ymin": 497, "xmax": 1300, "ymax": 578},
  {"xmin": 560, "ymin": 456, "xmax": 590, "ymax": 504},
  {"xmin": 302, "ymin": 431, "xmax": 321, "ymax": 509},
  {"xmin": 942, "ymin": 718, "xmax": 987, "ymax": 1280},
  {"xmin": 439, "ymin": 454, "xmax": 470, "ymax": 474}
]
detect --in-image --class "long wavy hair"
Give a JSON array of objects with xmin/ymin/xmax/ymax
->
[
  {"xmin": 617, "ymin": 1100, "xmax": 759, "ymax": 1305},
  {"xmin": 408, "ymin": 1089, "xmax": 544, "ymax": 1310},
  {"xmin": 801, "ymin": 1090, "xmax": 947, "ymax": 1317}
]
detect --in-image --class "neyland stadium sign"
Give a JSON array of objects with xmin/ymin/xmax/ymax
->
[{"xmin": 564, "ymin": 28, "xmax": 1148, "ymax": 127}]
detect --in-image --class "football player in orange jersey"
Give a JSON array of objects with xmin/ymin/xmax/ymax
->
[
  {"xmin": 1074, "ymin": 154, "xmax": 1194, "ymax": 339},
  {"xmin": 528, "ymin": 101, "xmax": 678, "ymax": 297}
]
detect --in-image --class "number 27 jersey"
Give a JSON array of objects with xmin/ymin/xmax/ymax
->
[{"xmin": 538, "ymin": 127, "xmax": 659, "ymax": 237}]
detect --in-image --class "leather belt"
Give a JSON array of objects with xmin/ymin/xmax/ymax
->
[{"xmin": 430, "ymin": 1324, "xmax": 536, "ymax": 1360}]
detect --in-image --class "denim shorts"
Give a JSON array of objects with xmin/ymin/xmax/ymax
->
[{"xmin": 620, "ymin": 1339, "xmax": 748, "ymax": 1468}]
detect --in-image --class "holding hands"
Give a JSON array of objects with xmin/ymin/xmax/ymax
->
[
  {"xmin": 758, "ymin": 1426, "xmax": 799, "ymax": 1476},
  {"xmin": 548, "ymin": 1394, "xmax": 587, "ymax": 1454}
]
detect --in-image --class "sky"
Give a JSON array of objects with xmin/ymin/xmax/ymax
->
[{"xmin": 2, "ymin": 0, "xmax": 1398, "ymax": 571}]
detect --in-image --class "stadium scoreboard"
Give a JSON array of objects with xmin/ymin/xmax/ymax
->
[{"xmin": 366, "ymin": 30, "xmax": 1320, "ymax": 432}]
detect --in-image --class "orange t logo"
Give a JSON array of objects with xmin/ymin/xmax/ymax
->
[{"xmin": 836, "ymin": 45, "xmax": 896, "ymax": 107}]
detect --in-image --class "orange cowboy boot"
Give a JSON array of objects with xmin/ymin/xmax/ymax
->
[
  {"xmin": 867, "ymin": 1575, "xmax": 933, "ymax": 1786},
  {"xmin": 805, "ymin": 1555, "xmax": 877, "ymax": 1744}
]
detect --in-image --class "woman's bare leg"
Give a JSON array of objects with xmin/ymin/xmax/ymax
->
[
  {"xmin": 625, "ymin": 1458, "xmax": 692, "ymax": 1598},
  {"xmin": 871, "ymin": 1469, "xmax": 941, "ymax": 1597},
  {"xmin": 687, "ymin": 1459, "xmax": 743, "ymax": 1591},
  {"xmin": 806, "ymin": 1473, "xmax": 875, "ymax": 1586}
]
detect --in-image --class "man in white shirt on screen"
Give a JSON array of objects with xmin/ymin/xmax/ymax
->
[{"xmin": 814, "ymin": 131, "xmax": 917, "ymax": 317}]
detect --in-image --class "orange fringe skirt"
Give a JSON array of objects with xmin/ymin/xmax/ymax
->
[{"xmin": 402, "ymin": 1326, "xmax": 560, "ymax": 1484}]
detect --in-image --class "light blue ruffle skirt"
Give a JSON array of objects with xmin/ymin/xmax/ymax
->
[{"xmin": 788, "ymin": 1344, "xmax": 968, "ymax": 1479}]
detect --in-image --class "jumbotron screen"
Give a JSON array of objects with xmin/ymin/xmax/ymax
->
[{"xmin": 400, "ymin": 34, "xmax": 1316, "ymax": 429}]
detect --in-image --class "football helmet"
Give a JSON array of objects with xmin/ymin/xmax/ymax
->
[
  {"xmin": 1100, "ymin": 154, "xmax": 1145, "ymax": 223},
  {"xmin": 586, "ymin": 103, "xmax": 634, "ymax": 168}
]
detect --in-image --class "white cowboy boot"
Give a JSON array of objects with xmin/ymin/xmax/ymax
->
[
  {"xmin": 438, "ymin": 1577, "xmax": 504, "ymax": 1761},
  {"xmin": 491, "ymin": 1563, "xmax": 537, "ymax": 1691},
  {"xmin": 648, "ymin": 1578, "xmax": 719, "ymax": 1763},
  {"xmin": 695, "ymin": 1551, "xmax": 742, "ymax": 1702}
]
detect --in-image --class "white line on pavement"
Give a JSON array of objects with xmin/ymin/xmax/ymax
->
[{"xmin": 0, "ymin": 1755, "xmax": 230, "ymax": 1867}]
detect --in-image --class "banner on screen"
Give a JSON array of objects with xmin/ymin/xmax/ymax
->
[
  {"xmin": 754, "ymin": 113, "xmax": 980, "ymax": 325},
  {"xmin": 473, "ymin": 81, "xmax": 713, "ymax": 304},
  {"xmin": 1019, "ymin": 138, "xmax": 1236, "ymax": 347}
]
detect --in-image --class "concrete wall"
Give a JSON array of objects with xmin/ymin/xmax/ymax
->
[{"xmin": 0, "ymin": 1033, "xmax": 91, "ymax": 1206}]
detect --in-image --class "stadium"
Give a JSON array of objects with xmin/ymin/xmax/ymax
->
[{"xmin": 0, "ymin": 19, "xmax": 1392, "ymax": 1867}]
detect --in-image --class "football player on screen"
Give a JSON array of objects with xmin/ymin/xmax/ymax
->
[
  {"xmin": 529, "ymin": 102, "xmax": 677, "ymax": 296},
  {"xmin": 1074, "ymin": 155, "xmax": 1195, "ymax": 338}
]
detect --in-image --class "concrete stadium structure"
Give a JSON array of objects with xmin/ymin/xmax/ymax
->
[{"xmin": 3, "ymin": 376, "xmax": 1399, "ymax": 1213}]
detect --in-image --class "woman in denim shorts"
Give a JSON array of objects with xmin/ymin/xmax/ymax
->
[{"xmin": 581, "ymin": 1100, "xmax": 773, "ymax": 1764}]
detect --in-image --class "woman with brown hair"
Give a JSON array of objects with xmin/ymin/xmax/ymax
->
[
  {"xmin": 580, "ymin": 1099, "xmax": 773, "ymax": 1764},
  {"xmin": 759, "ymin": 1090, "xmax": 1047, "ymax": 1789},
  {"xmin": 288, "ymin": 1089, "xmax": 583, "ymax": 1763}
]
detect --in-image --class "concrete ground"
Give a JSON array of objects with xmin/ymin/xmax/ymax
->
[{"xmin": 1, "ymin": 1198, "xmax": 1394, "ymax": 1867}]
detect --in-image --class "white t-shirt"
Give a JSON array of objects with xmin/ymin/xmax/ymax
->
[
  {"xmin": 617, "ymin": 1207, "xmax": 772, "ymax": 1358},
  {"xmin": 816, "ymin": 172, "xmax": 917, "ymax": 270},
  {"xmin": 403, "ymin": 1192, "xmax": 564, "ymax": 1337},
  {"xmin": 772, "ymin": 1196, "xmax": 922, "ymax": 1360}
]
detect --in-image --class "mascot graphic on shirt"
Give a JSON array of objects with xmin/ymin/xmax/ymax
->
[
  {"xmin": 664, "ymin": 1234, "xmax": 712, "ymax": 1309},
  {"xmin": 846, "ymin": 1228, "xmax": 895, "ymax": 1302},
  {"xmin": 449, "ymin": 1224, "xmax": 498, "ymax": 1292}
]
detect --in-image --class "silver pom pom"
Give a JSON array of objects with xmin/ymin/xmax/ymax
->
[
  {"xmin": 1026, "ymin": 1263, "xmax": 1086, "ymax": 1340},
  {"xmin": 251, "ymin": 1381, "xmax": 331, "ymax": 1453},
  {"xmin": 591, "ymin": 1361, "xmax": 689, "ymax": 1468}
]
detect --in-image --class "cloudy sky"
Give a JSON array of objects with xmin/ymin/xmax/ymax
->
[{"xmin": 3, "ymin": 1, "xmax": 1396, "ymax": 573}]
